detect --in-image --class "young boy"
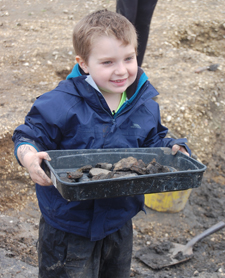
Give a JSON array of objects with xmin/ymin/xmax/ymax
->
[{"xmin": 12, "ymin": 10, "xmax": 191, "ymax": 278}]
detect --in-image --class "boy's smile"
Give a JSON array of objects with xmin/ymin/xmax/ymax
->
[{"xmin": 77, "ymin": 36, "xmax": 138, "ymax": 98}]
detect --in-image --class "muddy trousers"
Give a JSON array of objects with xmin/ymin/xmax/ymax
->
[
  {"xmin": 38, "ymin": 216, "xmax": 133, "ymax": 278},
  {"xmin": 116, "ymin": 0, "xmax": 158, "ymax": 66}
]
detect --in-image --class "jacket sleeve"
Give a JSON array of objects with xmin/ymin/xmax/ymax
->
[
  {"xmin": 12, "ymin": 92, "xmax": 64, "ymax": 161},
  {"xmin": 142, "ymin": 102, "xmax": 191, "ymax": 156}
]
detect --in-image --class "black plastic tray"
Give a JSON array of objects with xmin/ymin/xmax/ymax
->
[{"xmin": 43, "ymin": 148, "xmax": 207, "ymax": 201}]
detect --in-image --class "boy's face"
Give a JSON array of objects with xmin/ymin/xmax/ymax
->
[{"xmin": 77, "ymin": 36, "xmax": 138, "ymax": 96}]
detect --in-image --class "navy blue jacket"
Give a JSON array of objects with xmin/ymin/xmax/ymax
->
[{"xmin": 12, "ymin": 65, "xmax": 190, "ymax": 241}]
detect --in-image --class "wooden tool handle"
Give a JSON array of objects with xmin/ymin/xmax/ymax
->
[{"xmin": 186, "ymin": 221, "xmax": 225, "ymax": 248}]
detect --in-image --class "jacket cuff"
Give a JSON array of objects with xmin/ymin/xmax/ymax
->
[{"xmin": 14, "ymin": 141, "xmax": 40, "ymax": 166}]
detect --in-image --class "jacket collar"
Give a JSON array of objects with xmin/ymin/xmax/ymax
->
[{"xmin": 66, "ymin": 64, "xmax": 151, "ymax": 100}]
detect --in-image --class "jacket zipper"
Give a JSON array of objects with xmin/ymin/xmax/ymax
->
[{"xmin": 114, "ymin": 83, "xmax": 149, "ymax": 119}]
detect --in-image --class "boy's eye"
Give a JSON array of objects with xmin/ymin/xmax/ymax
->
[
  {"xmin": 102, "ymin": 61, "xmax": 112, "ymax": 65},
  {"xmin": 125, "ymin": 56, "xmax": 135, "ymax": 62}
]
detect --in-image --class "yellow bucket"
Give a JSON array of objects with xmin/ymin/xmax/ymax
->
[{"xmin": 144, "ymin": 189, "xmax": 192, "ymax": 213}]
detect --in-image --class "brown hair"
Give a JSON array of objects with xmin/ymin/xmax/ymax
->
[{"xmin": 73, "ymin": 9, "xmax": 137, "ymax": 63}]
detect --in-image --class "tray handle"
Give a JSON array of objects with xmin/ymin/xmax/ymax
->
[{"xmin": 42, "ymin": 160, "xmax": 51, "ymax": 179}]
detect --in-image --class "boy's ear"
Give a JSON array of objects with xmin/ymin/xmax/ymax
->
[{"xmin": 75, "ymin": 56, "xmax": 89, "ymax": 74}]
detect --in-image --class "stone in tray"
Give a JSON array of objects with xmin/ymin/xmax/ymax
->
[
  {"xmin": 67, "ymin": 170, "xmax": 83, "ymax": 181},
  {"xmin": 146, "ymin": 158, "xmax": 171, "ymax": 174},
  {"xmin": 66, "ymin": 164, "xmax": 92, "ymax": 181},
  {"xmin": 113, "ymin": 156, "xmax": 138, "ymax": 171},
  {"xmin": 65, "ymin": 157, "xmax": 173, "ymax": 183},
  {"xmin": 88, "ymin": 168, "xmax": 111, "ymax": 178},
  {"xmin": 95, "ymin": 163, "xmax": 113, "ymax": 171},
  {"xmin": 130, "ymin": 159, "xmax": 148, "ymax": 175},
  {"xmin": 112, "ymin": 172, "xmax": 138, "ymax": 179},
  {"xmin": 91, "ymin": 171, "xmax": 115, "ymax": 181}
]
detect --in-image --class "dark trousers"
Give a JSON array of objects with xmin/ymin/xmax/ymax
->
[
  {"xmin": 38, "ymin": 216, "xmax": 133, "ymax": 278},
  {"xmin": 116, "ymin": 0, "xmax": 158, "ymax": 66}
]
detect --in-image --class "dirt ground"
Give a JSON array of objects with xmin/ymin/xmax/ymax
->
[{"xmin": 0, "ymin": 0, "xmax": 225, "ymax": 277}]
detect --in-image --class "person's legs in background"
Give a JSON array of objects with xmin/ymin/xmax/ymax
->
[
  {"xmin": 116, "ymin": 0, "xmax": 138, "ymax": 26},
  {"xmin": 116, "ymin": 0, "xmax": 158, "ymax": 66}
]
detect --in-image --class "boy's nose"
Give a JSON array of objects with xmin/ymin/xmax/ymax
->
[{"xmin": 115, "ymin": 62, "xmax": 127, "ymax": 75}]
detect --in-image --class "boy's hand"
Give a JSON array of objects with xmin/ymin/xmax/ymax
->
[
  {"xmin": 17, "ymin": 145, "xmax": 53, "ymax": 186},
  {"xmin": 171, "ymin": 144, "xmax": 189, "ymax": 156}
]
